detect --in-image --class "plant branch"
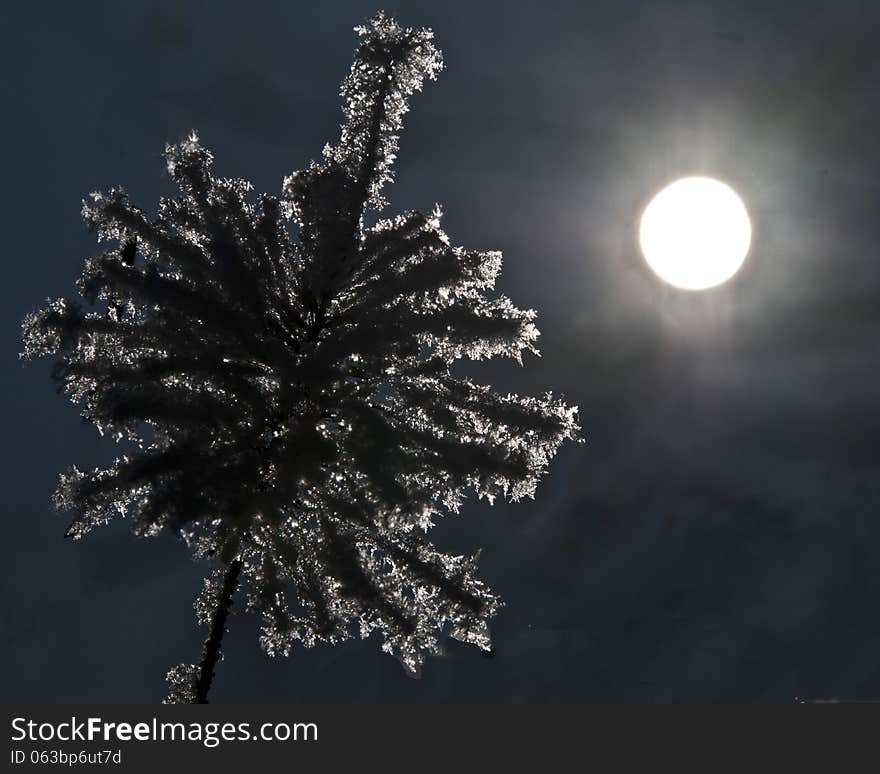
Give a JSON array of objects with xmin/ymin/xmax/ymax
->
[{"xmin": 194, "ymin": 558, "xmax": 242, "ymax": 704}]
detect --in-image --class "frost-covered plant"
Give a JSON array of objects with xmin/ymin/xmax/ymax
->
[{"xmin": 22, "ymin": 13, "xmax": 579, "ymax": 703}]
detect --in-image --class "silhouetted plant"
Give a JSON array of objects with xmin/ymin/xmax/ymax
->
[{"xmin": 21, "ymin": 12, "xmax": 579, "ymax": 703}]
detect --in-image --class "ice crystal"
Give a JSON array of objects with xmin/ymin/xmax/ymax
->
[
  {"xmin": 22, "ymin": 12, "xmax": 579, "ymax": 693},
  {"xmin": 163, "ymin": 663, "xmax": 200, "ymax": 705}
]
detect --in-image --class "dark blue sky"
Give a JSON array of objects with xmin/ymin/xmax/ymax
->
[{"xmin": 4, "ymin": 0, "xmax": 880, "ymax": 702}]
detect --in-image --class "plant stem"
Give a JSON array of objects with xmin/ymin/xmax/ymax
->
[{"xmin": 194, "ymin": 558, "xmax": 242, "ymax": 704}]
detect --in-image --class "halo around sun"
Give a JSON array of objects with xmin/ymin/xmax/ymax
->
[{"xmin": 639, "ymin": 176, "xmax": 751, "ymax": 291}]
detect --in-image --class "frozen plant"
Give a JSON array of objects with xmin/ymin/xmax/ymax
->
[{"xmin": 21, "ymin": 12, "xmax": 579, "ymax": 702}]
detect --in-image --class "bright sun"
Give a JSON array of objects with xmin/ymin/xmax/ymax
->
[{"xmin": 639, "ymin": 176, "xmax": 751, "ymax": 291}]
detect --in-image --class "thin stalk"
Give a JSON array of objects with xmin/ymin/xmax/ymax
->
[{"xmin": 194, "ymin": 558, "xmax": 242, "ymax": 704}]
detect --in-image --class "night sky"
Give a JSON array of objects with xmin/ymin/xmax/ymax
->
[{"xmin": 4, "ymin": 0, "xmax": 880, "ymax": 702}]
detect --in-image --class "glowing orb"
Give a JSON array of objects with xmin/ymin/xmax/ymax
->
[{"xmin": 639, "ymin": 176, "xmax": 751, "ymax": 290}]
